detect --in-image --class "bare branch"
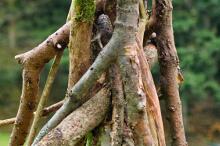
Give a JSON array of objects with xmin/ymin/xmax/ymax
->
[
  {"xmin": 32, "ymin": 0, "xmax": 139, "ymax": 144},
  {"xmin": 35, "ymin": 88, "xmax": 110, "ymax": 146},
  {"xmin": 0, "ymin": 118, "xmax": 16, "ymax": 127},
  {"xmin": 9, "ymin": 22, "xmax": 70, "ymax": 146},
  {"xmin": 26, "ymin": 52, "xmax": 63, "ymax": 146},
  {"xmin": 0, "ymin": 101, "xmax": 64, "ymax": 127}
]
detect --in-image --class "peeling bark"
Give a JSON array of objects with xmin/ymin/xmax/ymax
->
[
  {"xmin": 136, "ymin": 16, "xmax": 165, "ymax": 145},
  {"xmin": 9, "ymin": 2, "xmax": 110, "ymax": 144}
]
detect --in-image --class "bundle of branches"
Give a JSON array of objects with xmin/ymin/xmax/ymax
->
[{"xmin": 0, "ymin": 0, "xmax": 187, "ymax": 145}]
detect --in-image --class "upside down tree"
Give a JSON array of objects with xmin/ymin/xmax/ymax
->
[{"xmin": 1, "ymin": 0, "xmax": 188, "ymax": 145}]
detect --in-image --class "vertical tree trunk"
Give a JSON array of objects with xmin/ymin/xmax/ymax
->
[
  {"xmin": 154, "ymin": 0, "xmax": 187, "ymax": 145},
  {"xmin": 68, "ymin": 22, "xmax": 93, "ymax": 87}
]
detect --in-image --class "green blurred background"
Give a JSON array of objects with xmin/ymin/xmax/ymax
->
[{"xmin": 0, "ymin": 0, "xmax": 220, "ymax": 145}]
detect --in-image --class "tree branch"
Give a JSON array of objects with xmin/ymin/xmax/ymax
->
[
  {"xmin": 110, "ymin": 65, "xmax": 124, "ymax": 146},
  {"xmin": 9, "ymin": 22, "xmax": 70, "ymax": 146},
  {"xmin": 0, "ymin": 118, "xmax": 16, "ymax": 127},
  {"xmin": 0, "ymin": 101, "xmax": 64, "ymax": 127},
  {"xmin": 26, "ymin": 51, "xmax": 63, "ymax": 146},
  {"xmin": 35, "ymin": 88, "xmax": 110, "ymax": 146},
  {"xmin": 32, "ymin": 0, "xmax": 140, "ymax": 144}
]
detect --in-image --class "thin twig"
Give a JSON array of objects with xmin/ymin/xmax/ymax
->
[
  {"xmin": 26, "ymin": 51, "xmax": 63, "ymax": 146},
  {"xmin": 0, "ymin": 101, "xmax": 64, "ymax": 127},
  {"xmin": 0, "ymin": 118, "xmax": 16, "ymax": 127}
]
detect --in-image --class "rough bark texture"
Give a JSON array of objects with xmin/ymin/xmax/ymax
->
[
  {"xmin": 68, "ymin": 22, "xmax": 93, "ymax": 88},
  {"xmin": 35, "ymin": 88, "xmax": 110, "ymax": 146},
  {"xmin": 154, "ymin": 0, "xmax": 187, "ymax": 145},
  {"xmin": 115, "ymin": 0, "xmax": 156, "ymax": 145},
  {"xmin": 7, "ymin": 0, "xmax": 187, "ymax": 145},
  {"xmin": 137, "ymin": 11, "xmax": 166, "ymax": 145},
  {"xmin": 118, "ymin": 44, "xmax": 154, "ymax": 146},
  {"xmin": 110, "ymin": 65, "xmax": 124, "ymax": 146},
  {"xmin": 9, "ymin": 2, "xmax": 108, "ymax": 144},
  {"xmin": 9, "ymin": 22, "xmax": 70, "ymax": 146},
  {"xmin": 32, "ymin": 0, "xmax": 139, "ymax": 143}
]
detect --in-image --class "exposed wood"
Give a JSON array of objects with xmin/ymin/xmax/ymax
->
[
  {"xmin": 136, "ymin": 37, "xmax": 166, "ymax": 145},
  {"xmin": 118, "ymin": 43, "xmax": 155, "ymax": 145},
  {"xmin": 9, "ymin": 2, "xmax": 110, "ymax": 145}
]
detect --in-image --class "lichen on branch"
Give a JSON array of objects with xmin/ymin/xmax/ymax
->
[{"xmin": 74, "ymin": 0, "xmax": 96, "ymax": 22}]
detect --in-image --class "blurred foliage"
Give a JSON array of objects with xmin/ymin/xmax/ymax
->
[
  {"xmin": 173, "ymin": 0, "xmax": 220, "ymax": 103},
  {"xmin": 0, "ymin": 0, "xmax": 220, "ymax": 143}
]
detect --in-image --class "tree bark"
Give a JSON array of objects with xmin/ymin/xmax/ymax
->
[
  {"xmin": 110, "ymin": 65, "xmax": 124, "ymax": 146},
  {"xmin": 26, "ymin": 52, "xmax": 63, "ymax": 146},
  {"xmin": 9, "ymin": 22, "xmax": 70, "ymax": 146},
  {"xmin": 35, "ymin": 88, "xmax": 110, "ymax": 146},
  {"xmin": 153, "ymin": 0, "xmax": 187, "ymax": 145},
  {"xmin": 32, "ymin": 0, "xmax": 140, "ymax": 144}
]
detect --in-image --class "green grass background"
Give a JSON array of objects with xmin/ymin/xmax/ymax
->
[{"xmin": 0, "ymin": 132, "xmax": 10, "ymax": 146}]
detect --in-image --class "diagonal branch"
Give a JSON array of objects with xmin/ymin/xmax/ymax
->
[
  {"xmin": 32, "ymin": 0, "xmax": 139, "ymax": 145},
  {"xmin": 35, "ymin": 88, "xmax": 110, "ymax": 146}
]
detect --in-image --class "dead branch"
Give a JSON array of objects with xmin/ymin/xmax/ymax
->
[
  {"xmin": 0, "ymin": 101, "xmax": 64, "ymax": 127},
  {"xmin": 0, "ymin": 118, "xmax": 16, "ymax": 127},
  {"xmin": 9, "ymin": 22, "xmax": 70, "ymax": 146},
  {"xmin": 136, "ymin": 37, "xmax": 166, "ymax": 145},
  {"xmin": 35, "ymin": 88, "xmax": 110, "ymax": 146},
  {"xmin": 9, "ymin": 1, "xmax": 108, "ymax": 145},
  {"xmin": 41, "ymin": 100, "xmax": 64, "ymax": 116},
  {"xmin": 32, "ymin": 0, "xmax": 140, "ymax": 144},
  {"xmin": 26, "ymin": 52, "xmax": 63, "ymax": 146}
]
